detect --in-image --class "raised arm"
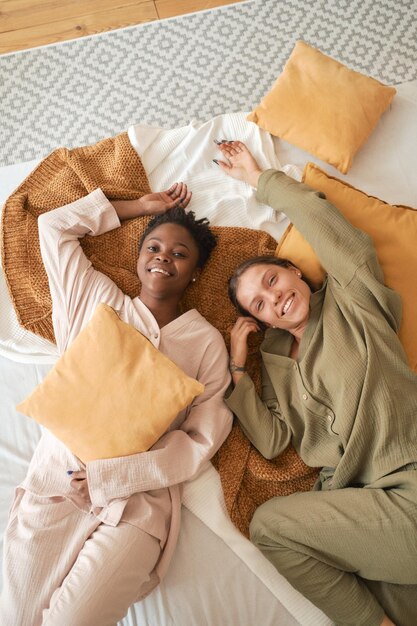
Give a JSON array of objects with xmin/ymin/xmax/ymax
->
[
  {"xmin": 216, "ymin": 141, "xmax": 402, "ymax": 329},
  {"xmin": 110, "ymin": 182, "xmax": 191, "ymax": 219},
  {"xmin": 38, "ymin": 184, "xmax": 191, "ymax": 352},
  {"xmin": 256, "ymin": 169, "xmax": 373, "ymax": 288},
  {"xmin": 216, "ymin": 140, "xmax": 372, "ymax": 287},
  {"xmin": 86, "ymin": 334, "xmax": 233, "ymax": 506},
  {"xmin": 38, "ymin": 188, "xmax": 125, "ymax": 353}
]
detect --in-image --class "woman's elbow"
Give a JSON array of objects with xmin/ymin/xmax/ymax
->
[
  {"xmin": 259, "ymin": 447, "xmax": 277, "ymax": 461},
  {"xmin": 256, "ymin": 426, "xmax": 289, "ymax": 460},
  {"xmin": 258, "ymin": 443, "xmax": 282, "ymax": 461}
]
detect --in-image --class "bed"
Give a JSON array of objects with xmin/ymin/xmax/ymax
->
[{"xmin": 1, "ymin": 61, "xmax": 416, "ymax": 625}]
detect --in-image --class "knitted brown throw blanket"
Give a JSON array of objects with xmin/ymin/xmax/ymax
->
[{"xmin": 1, "ymin": 132, "xmax": 318, "ymax": 536}]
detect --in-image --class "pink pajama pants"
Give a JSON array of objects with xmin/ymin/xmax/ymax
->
[{"xmin": 0, "ymin": 490, "xmax": 161, "ymax": 626}]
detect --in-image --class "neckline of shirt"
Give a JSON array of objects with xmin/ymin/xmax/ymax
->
[{"xmin": 132, "ymin": 297, "xmax": 201, "ymax": 336}]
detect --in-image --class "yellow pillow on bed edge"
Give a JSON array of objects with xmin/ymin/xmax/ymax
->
[
  {"xmin": 16, "ymin": 303, "xmax": 204, "ymax": 462},
  {"xmin": 247, "ymin": 40, "xmax": 396, "ymax": 174},
  {"xmin": 275, "ymin": 163, "xmax": 417, "ymax": 372}
]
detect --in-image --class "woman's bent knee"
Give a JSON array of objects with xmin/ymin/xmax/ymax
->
[{"xmin": 249, "ymin": 497, "xmax": 285, "ymax": 547}]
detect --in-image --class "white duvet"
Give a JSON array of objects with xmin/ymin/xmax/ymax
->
[{"xmin": 1, "ymin": 79, "xmax": 416, "ymax": 626}]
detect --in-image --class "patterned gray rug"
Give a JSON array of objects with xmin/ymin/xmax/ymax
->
[{"xmin": 1, "ymin": 0, "xmax": 416, "ymax": 167}]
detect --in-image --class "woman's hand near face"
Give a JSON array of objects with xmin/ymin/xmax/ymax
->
[
  {"xmin": 111, "ymin": 182, "xmax": 192, "ymax": 220},
  {"xmin": 230, "ymin": 316, "xmax": 260, "ymax": 384},
  {"xmin": 215, "ymin": 141, "xmax": 263, "ymax": 188}
]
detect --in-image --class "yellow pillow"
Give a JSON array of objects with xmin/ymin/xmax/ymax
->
[
  {"xmin": 276, "ymin": 163, "xmax": 417, "ymax": 372},
  {"xmin": 247, "ymin": 41, "xmax": 396, "ymax": 174},
  {"xmin": 17, "ymin": 303, "xmax": 204, "ymax": 462}
]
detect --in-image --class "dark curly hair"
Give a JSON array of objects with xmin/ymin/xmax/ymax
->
[{"xmin": 138, "ymin": 206, "xmax": 217, "ymax": 269}]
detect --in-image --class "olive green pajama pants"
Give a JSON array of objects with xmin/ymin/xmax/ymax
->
[{"xmin": 250, "ymin": 476, "xmax": 417, "ymax": 626}]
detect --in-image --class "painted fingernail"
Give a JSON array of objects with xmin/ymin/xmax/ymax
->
[
  {"xmin": 66, "ymin": 470, "xmax": 74, "ymax": 475},
  {"xmin": 212, "ymin": 159, "xmax": 219, "ymax": 165},
  {"xmin": 213, "ymin": 139, "xmax": 222, "ymax": 145}
]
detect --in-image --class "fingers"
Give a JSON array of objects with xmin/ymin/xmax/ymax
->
[
  {"xmin": 215, "ymin": 140, "xmax": 246, "ymax": 157},
  {"xmin": 230, "ymin": 315, "xmax": 260, "ymax": 345},
  {"xmin": 166, "ymin": 182, "xmax": 184, "ymax": 200},
  {"xmin": 214, "ymin": 159, "xmax": 232, "ymax": 171},
  {"xmin": 180, "ymin": 189, "xmax": 192, "ymax": 208},
  {"xmin": 165, "ymin": 183, "xmax": 192, "ymax": 209},
  {"xmin": 230, "ymin": 316, "xmax": 260, "ymax": 367},
  {"xmin": 67, "ymin": 469, "xmax": 86, "ymax": 480},
  {"xmin": 69, "ymin": 470, "xmax": 89, "ymax": 499},
  {"xmin": 70, "ymin": 477, "xmax": 84, "ymax": 489},
  {"xmin": 70, "ymin": 479, "xmax": 89, "ymax": 499},
  {"xmin": 166, "ymin": 182, "xmax": 178, "ymax": 194},
  {"xmin": 214, "ymin": 140, "xmax": 262, "ymax": 186},
  {"xmin": 231, "ymin": 316, "xmax": 260, "ymax": 336}
]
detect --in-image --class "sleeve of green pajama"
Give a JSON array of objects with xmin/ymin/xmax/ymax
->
[
  {"xmin": 256, "ymin": 169, "xmax": 373, "ymax": 287},
  {"xmin": 226, "ymin": 368, "xmax": 292, "ymax": 460},
  {"xmin": 256, "ymin": 169, "xmax": 402, "ymax": 331}
]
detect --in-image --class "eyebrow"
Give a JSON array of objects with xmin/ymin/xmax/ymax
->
[
  {"xmin": 146, "ymin": 236, "xmax": 190, "ymax": 250},
  {"xmin": 248, "ymin": 269, "xmax": 270, "ymax": 310}
]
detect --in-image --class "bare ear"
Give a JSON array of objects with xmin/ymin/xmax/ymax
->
[{"xmin": 288, "ymin": 264, "xmax": 302, "ymax": 278}]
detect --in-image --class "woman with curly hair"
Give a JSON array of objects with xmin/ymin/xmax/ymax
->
[{"xmin": 0, "ymin": 183, "xmax": 232, "ymax": 625}]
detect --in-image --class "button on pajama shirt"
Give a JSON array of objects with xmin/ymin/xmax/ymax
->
[
  {"xmin": 226, "ymin": 171, "xmax": 417, "ymax": 626},
  {"xmin": 0, "ymin": 189, "xmax": 232, "ymax": 626}
]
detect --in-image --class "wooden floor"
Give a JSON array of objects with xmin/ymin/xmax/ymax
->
[{"xmin": 0, "ymin": 0, "xmax": 243, "ymax": 55}]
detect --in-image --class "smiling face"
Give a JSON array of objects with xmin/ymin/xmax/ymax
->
[
  {"xmin": 236, "ymin": 263, "xmax": 312, "ymax": 334},
  {"xmin": 137, "ymin": 223, "xmax": 200, "ymax": 300}
]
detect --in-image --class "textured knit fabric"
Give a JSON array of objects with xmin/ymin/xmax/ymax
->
[
  {"xmin": 1, "ymin": 134, "xmax": 316, "ymax": 537},
  {"xmin": 0, "ymin": 190, "xmax": 232, "ymax": 624},
  {"xmin": 1, "ymin": 132, "xmax": 150, "ymax": 342},
  {"xmin": 226, "ymin": 170, "xmax": 417, "ymax": 626},
  {"xmin": 227, "ymin": 170, "xmax": 417, "ymax": 489}
]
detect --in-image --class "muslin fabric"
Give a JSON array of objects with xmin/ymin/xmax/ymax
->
[
  {"xmin": 1, "ymin": 134, "xmax": 316, "ymax": 537},
  {"xmin": 0, "ymin": 190, "xmax": 232, "ymax": 623}
]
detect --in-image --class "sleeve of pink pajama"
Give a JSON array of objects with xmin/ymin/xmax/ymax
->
[
  {"xmin": 86, "ymin": 336, "xmax": 233, "ymax": 506},
  {"xmin": 38, "ymin": 187, "xmax": 233, "ymax": 505},
  {"xmin": 37, "ymin": 188, "xmax": 124, "ymax": 353}
]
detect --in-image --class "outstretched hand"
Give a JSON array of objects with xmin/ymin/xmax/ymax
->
[
  {"xmin": 215, "ymin": 141, "xmax": 263, "ymax": 187},
  {"xmin": 111, "ymin": 182, "xmax": 192, "ymax": 221},
  {"xmin": 137, "ymin": 182, "xmax": 192, "ymax": 216}
]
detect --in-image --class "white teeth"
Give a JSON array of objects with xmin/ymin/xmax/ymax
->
[
  {"xmin": 282, "ymin": 295, "xmax": 294, "ymax": 315},
  {"xmin": 149, "ymin": 268, "xmax": 170, "ymax": 276}
]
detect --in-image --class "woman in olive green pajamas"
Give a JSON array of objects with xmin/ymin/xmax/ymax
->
[{"xmin": 214, "ymin": 141, "xmax": 417, "ymax": 626}]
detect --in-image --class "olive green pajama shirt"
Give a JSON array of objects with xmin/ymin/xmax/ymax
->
[{"xmin": 226, "ymin": 171, "xmax": 417, "ymax": 626}]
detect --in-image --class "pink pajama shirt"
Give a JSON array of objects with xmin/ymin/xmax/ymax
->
[{"xmin": 0, "ymin": 189, "xmax": 232, "ymax": 626}]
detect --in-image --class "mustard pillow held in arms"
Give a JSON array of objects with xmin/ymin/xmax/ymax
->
[
  {"xmin": 248, "ymin": 40, "xmax": 396, "ymax": 174},
  {"xmin": 17, "ymin": 303, "xmax": 204, "ymax": 462}
]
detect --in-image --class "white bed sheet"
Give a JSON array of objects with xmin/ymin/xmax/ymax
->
[
  {"xmin": 0, "ymin": 132, "xmax": 330, "ymax": 624},
  {"xmin": 1, "ymin": 79, "xmax": 417, "ymax": 626},
  {"xmin": 0, "ymin": 356, "xmax": 306, "ymax": 626},
  {"xmin": 0, "ymin": 361, "xmax": 328, "ymax": 626}
]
